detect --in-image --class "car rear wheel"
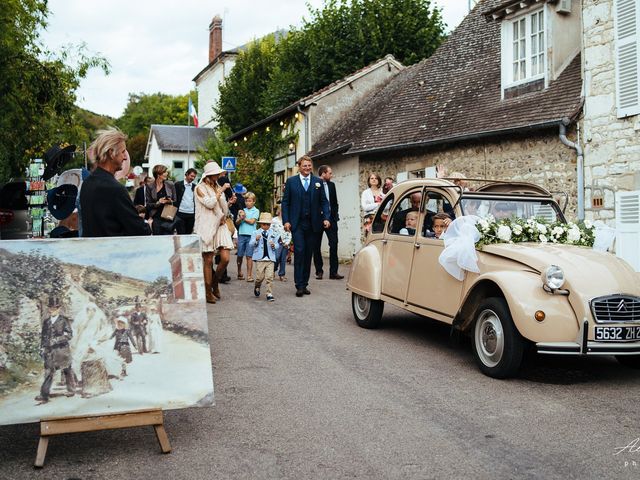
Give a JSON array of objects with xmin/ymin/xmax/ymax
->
[
  {"xmin": 472, "ymin": 297, "xmax": 524, "ymax": 379},
  {"xmin": 351, "ymin": 293, "xmax": 384, "ymax": 329},
  {"xmin": 615, "ymin": 355, "xmax": 640, "ymax": 369}
]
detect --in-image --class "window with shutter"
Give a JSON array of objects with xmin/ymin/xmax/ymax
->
[
  {"xmin": 614, "ymin": 0, "xmax": 640, "ymax": 118},
  {"xmin": 615, "ymin": 190, "xmax": 640, "ymax": 271}
]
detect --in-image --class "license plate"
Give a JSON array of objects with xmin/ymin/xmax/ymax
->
[{"xmin": 594, "ymin": 326, "xmax": 640, "ymax": 342}]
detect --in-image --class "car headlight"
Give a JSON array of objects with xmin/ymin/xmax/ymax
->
[{"xmin": 542, "ymin": 265, "xmax": 565, "ymax": 290}]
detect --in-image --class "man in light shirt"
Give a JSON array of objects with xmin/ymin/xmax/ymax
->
[{"xmin": 175, "ymin": 168, "xmax": 197, "ymax": 234}]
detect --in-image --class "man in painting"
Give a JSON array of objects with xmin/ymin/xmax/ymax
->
[
  {"xmin": 130, "ymin": 303, "xmax": 148, "ymax": 355},
  {"xmin": 110, "ymin": 317, "xmax": 137, "ymax": 377},
  {"xmin": 35, "ymin": 296, "xmax": 76, "ymax": 404}
]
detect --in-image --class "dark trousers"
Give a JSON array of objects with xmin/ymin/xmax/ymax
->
[
  {"xmin": 292, "ymin": 221, "xmax": 317, "ymax": 289},
  {"xmin": 177, "ymin": 211, "xmax": 195, "ymax": 234},
  {"xmin": 41, "ymin": 364, "xmax": 74, "ymax": 399},
  {"xmin": 313, "ymin": 224, "xmax": 339, "ymax": 276},
  {"xmin": 275, "ymin": 245, "xmax": 288, "ymax": 277}
]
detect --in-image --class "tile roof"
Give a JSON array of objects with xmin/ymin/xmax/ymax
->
[
  {"xmin": 310, "ymin": 0, "xmax": 583, "ymax": 159},
  {"xmin": 150, "ymin": 125, "xmax": 214, "ymax": 152}
]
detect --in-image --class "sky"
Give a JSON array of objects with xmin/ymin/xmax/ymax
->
[
  {"xmin": 41, "ymin": 1, "xmax": 471, "ymax": 119},
  {"xmin": 0, "ymin": 236, "xmax": 177, "ymax": 282}
]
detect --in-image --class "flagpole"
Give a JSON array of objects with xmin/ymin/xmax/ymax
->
[{"xmin": 187, "ymin": 99, "xmax": 191, "ymax": 168}]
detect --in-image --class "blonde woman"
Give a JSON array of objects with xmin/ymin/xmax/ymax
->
[{"xmin": 193, "ymin": 161, "xmax": 232, "ymax": 304}]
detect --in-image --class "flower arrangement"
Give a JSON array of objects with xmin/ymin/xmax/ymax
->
[{"xmin": 475, "ymin": 216, "xmax": 595, "ymax": 249}]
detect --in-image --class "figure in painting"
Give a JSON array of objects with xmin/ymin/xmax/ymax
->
[
  {"xmin": 79, "ymin": 342, "xmax": 112, "ymax": 398},
  {"xmin": 130, "ymin": 303, "xmax": 148, "ymax": 354},
  {"xmin": 35, "ymin": 296, "xmax": 76, "ymax": 404},
  {"xmin": 110, "ymin": 317, "xmax": 137, "ymax": 378},
  {"xmin": 146, "ymin": 306, "xmax": 164, "ymax": 354}
]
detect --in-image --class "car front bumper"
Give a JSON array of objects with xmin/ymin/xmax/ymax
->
[{"xmin": 536, "ymin": 319, "xmax": 640, "ymax": 355}]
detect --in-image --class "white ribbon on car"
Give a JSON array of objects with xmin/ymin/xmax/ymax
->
[
  {"xmin": 438, "ymin": 216, "xmax": 481, "ymax": 281},
  {"xmin": 592, "ymin": 220, "xmax": 616, "ymax": 252}
]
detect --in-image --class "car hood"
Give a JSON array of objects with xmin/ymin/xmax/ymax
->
[{"xmin": 481, "ymin": 243, "xmax": 640, "ymax": 297}]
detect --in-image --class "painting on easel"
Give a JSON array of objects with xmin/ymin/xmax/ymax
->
[{"xmin": 0, "ymin": 235, "xmax": 214, "ymax": 426}]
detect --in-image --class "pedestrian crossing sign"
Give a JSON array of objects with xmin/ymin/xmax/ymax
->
[{"xmin": 222, "ymin": 156, "xmax": 237, "ymax": 172}]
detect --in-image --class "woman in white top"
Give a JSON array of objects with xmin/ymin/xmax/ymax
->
[
  {"xmin": 194, "ymin": 161, "xmax": 232, "ymax": 303},
  {"xmin": 360, "ymin": 172, "xmax": 384, "ymax": 233}
]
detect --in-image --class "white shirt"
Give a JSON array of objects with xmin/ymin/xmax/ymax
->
[
  {"xmin": 179, "ymin": 180, "xmax": 195, "ymax": 214},
  {"xmin": 299, "ymin": 173, "xmax": 311, "ymax": 190}
]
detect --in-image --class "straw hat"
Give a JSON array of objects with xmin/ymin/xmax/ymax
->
[
  {"xmin": 201, "ymin": 161, "xmax": 223, "ymax": 179},
  {"xmin": 257, "ymin": 212, "xmax": 273, "ymax": 224}
]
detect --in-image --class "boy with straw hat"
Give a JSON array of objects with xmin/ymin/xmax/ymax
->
[{"xmin": 251, "ymin": 212, "xmax": 279, "ymax": 302}]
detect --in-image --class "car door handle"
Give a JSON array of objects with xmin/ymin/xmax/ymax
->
[
  {"xmin": 382, "ymin": 239, "xmax": 387, "ymax": 244},
  {"xmin": 414, "ymin": 243, "xmax": 421, "ymax": 249}
]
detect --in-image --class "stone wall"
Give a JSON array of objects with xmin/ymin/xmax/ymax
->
[
  {"xmin": 359, "ymin": 129, "xmax": 579, "ymax": 218},
  {"xmin": 582, "ymin": 0, "xmax": 640, "ymax": 223}
]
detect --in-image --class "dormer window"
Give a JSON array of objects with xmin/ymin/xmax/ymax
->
[{"xmin": 504, "ymin": 8, "xmax": 546, "ymax": 88}]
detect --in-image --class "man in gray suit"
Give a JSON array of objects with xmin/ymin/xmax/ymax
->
[{"xmin": 35, "ymin": 296, "xmax": 76, "ymax": 404}]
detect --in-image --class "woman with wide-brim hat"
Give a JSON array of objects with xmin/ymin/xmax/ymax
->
[{"xmin": 193, "ymin": 161, "xmax": 232, "ymax": 304}]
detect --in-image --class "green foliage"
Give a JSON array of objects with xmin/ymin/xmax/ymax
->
[
  {"xmin": 144, "ymin": 276, "xmax": 172, "ymax": 298},
  {"xmin": 0, "ymin": 0, "xmax": 109, "ymax": 182},
  {"xmin": 116, "ymin": 92, "xmax": 197, "ymax": 165},
  {"xmin": 217, "ymin": 0, "xmax": 445, "ymax": 133},
  {"xmin": 216, "ymin": 37, "xmax": 278, "ymax": 134},
  {"xmin": 82, "ymin": 279, "xmax": 105, "ymax": 300},
  {"xmin": 0, "ymin": 249, "xmax": 66, "ymax": 303}
]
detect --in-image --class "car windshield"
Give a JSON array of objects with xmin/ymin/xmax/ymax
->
[{"xmin": 460, "ymin": 197, "xmax": 563, "ymax": 223}]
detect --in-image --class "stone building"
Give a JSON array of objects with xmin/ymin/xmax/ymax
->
[
  {"xmin": 310, "ymin": 0, "xmax": 584, "ymax": 258},
  {"xmin": 581, "ymin": 0, "xmax": 640, "ymax": 269}
]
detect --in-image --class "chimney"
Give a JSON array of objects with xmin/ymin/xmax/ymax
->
[{"xmin": 209, "ymin": 15, "xmax": 223, "ymax": 63}]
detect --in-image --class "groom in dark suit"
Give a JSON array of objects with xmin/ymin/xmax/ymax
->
[
  {"xmin": 313, "ymin": 165, "xmax": 343, "ymax": 280},
  {"xmin": 281, "ymin": 155, "xmax": 331, "ymax": 297}
]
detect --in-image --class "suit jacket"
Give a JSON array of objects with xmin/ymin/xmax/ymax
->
[
  {"xmin": 281, "ymin": 174, "xmax": 330, "ymax": 233},
  {"xmin": 251, "ymin": 228, "xmax": 279, "ymax": 262},
  {"xmin": 326, "ymin": 180, "xmax": 339, "ymax": 223},
  {"xmin": 80, "ymin": 167, "xmax": 151, "ymax": 237},
  {"xmin": 41, "ymin": 315, "xmax": 73, "ymax": 350},
  {"xmin": 175, "ymin": 180, "xmax": 195, "ymax": 214}
]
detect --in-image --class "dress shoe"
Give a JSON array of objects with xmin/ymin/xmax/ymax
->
[
  {"xmin": 315, "ymin": 272, "xmax": 323, "ymax": 280},
  {"xmin": 303, "ymin": 288, "xmax": 311, "ymax": 295},
  {"xmin": 296, "ymin": 289, "xmax": 304, "ymax": 297},
  {"xmin": 329, "ymin": 274, "xmax": 344, "ymax": 280}
]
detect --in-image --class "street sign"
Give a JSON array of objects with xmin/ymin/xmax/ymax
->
[{"xmin": 222, "ymin": 156, "xmax": 237, "ymax": 172}]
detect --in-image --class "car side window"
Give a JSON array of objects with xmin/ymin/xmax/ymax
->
[
  {"xmin": 388, "ymin": 189, "xmax": 422, "ymax": 236},
  {"xmin": 371, "ymin": 194, "xmax": 394, "ymax": 234},
  {"xmin": 421, "ymin": 191, "xmax": 455, "ymax": 238}
]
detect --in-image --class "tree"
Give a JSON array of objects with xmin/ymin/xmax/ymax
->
[
  {"xmin": 0, "ymin": 0, "xmax": 109, "ymax": 182},
  {"xmin": 217, "ymin": 0, "xmax": 445, "ymax": 134},
  {"xmin": 215, "ymin": 36, "xmax": 279, "ymax": 134},
  {"xmin": 116, "ymin": 92, "xmax": 196, "ymax": 165}
]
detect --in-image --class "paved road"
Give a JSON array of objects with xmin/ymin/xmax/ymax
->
[{"xmin": 1, "ymin": 260, "xmax": 640, "ymax": 479}]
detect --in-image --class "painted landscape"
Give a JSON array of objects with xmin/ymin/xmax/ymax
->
[{"xmin": 0, "ymin": 235, "xmax": 214, "ymax": 425}]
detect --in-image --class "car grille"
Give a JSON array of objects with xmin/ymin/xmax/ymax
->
[{"xmin": 590, "ymin": 295, "xmax": 640, "ymax": 324}]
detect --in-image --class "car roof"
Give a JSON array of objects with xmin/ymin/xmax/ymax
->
[{"xmin": 387, "ymin": 179, "xmax": 553, "ymax": 199}]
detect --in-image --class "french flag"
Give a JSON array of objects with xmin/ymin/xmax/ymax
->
[{"xmin": 188, "ymin": 98, "xmax": 199, "ymax": 128}]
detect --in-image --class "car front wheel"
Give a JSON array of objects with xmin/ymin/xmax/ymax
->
[
  {"xmin": 472, "ymin": 297, "xmax": 524, "ymax": 379},
  {"xmin": 351, "ymin": 293, "xmax": 384, "ymax": 329}
]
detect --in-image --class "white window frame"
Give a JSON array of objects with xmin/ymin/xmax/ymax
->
[
  {"xmin": 501, "ymin": 6, "xmax": 548, "ymax": 94},
  {"xmin": 614, "ymin": 0, "xmax": 640, "ymax": 118}
]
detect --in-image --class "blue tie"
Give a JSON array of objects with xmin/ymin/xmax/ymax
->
[{"xmin": 303, "ymin": 177, "xmax": 309, "ymax": 191}]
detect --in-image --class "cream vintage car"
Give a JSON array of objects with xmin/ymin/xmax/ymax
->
[{"xmin": 348, "ymin": 179, "xmax": 640, "ymax": 378}]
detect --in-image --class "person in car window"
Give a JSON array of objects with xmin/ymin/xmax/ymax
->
[
  {"xmin": 432, "ymin": 213, "xmax": 451, "ymax": 238},
  {"xmin": 399, "ymin": 211, "xmax": 419, "ymax": 236}
]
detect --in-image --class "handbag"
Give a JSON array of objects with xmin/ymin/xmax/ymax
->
[
  {"xmin": 160, "ymin": 203, "xmax": 178, "ymax": 221},
  {"xmin": 225, "ymin": 216, "xmax": 236, "ymax": 236}
]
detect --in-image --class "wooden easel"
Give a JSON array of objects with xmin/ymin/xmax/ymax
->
[{"xmin": 34, "ymin": 408, "xmax": 171, "ymax": 468}]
